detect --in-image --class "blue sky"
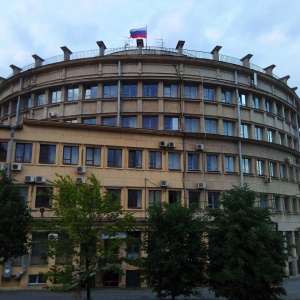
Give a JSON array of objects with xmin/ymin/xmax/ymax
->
[{"xmin": 1, "ymin": 0, "xmax": 300, "ymax": 93}]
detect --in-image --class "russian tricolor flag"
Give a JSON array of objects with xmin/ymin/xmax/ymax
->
[{"xmin": 130, "ymin": 27, "xmax": 147, "ymax": 39}]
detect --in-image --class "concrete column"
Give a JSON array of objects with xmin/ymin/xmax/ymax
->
[
  {"xmin": 61, "ymin": 46, "xmax": 72, "ymax": 61},
  {"xmin": 136, "ymin": 39, "xmax": 144, "ymax": 54},
  {"xmin": 96, "ymin": 41, "xmax": 107, "ymax": 56},
  {"xmin": 176, "ymin": 40, "xmax": 185, "ymax": 56},
  {"xmin": 211, "ymin": 46, "xmax": 222, "ymax": 61},
  {"xmin": 32, "ymin": 54, "xmax": 44, "ymax": 67},
  {"xmin": 280, "ymin": 75, "xmax": 290, "ymax": 84},
  {"xmin": 10, "ymin": 64, "xmax": 22, "ymax": 75},
  {"xmin": 264, "ymin": 64, "xmax": 276, "ymax": 76},
  {"xmin": 241, "ymin": 54, "xmax": 253, "ymax": 68}
]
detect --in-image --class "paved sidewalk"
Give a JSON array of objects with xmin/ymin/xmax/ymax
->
[{"xmin": 0, "ymin": 276, "xmax": 299, "ymax": 299}]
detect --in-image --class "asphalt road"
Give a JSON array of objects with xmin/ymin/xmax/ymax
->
[{"xmin": 0, "ymin": 276, "xmax": 299, "ymax": 300}]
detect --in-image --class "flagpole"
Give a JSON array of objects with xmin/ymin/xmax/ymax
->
[{"xmin": 146, "ymin": 25, "xmax": 147, "ymax": 48}]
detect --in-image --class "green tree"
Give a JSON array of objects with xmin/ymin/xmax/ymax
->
[
  {"xmin": 141, "ymin": 202, "xmax": 206, "ymax": 300},
  {"xmin": 206, "ymin": 185, "xmax": 288, "ymax": 300},
  {"xmin": 41, "ymin": 174, "xmax": 135, "ymax": 300},
  {"xmin": 0, "ymin": 170, "xmax": 33, "ymax": 264}
]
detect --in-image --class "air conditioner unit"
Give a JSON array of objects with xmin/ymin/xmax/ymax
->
[
  {"xmin": 48, "ymin": 233, "xmax": 58, "ymax": 241},
  {"xmin": 76, "ymin": 177, "xmax": 86, "ymax": 183},
  {"xmin": 285, "ymin": 157, "xmax": 292, "ymax": 164},
  {"xmin": 196, "ymin": 144, "xmax": 204, "ymax": 151},
  {"xmin": 197, "ymin": 182, "xmax": 206, "ymax": 189},
  {"xmin": 0, "ymin": 164, "xmax": 5, "ymax": 171},
  {"xmin": 160, "ymin": 180, "xmax": 169, "ymax": 187},
  {"xmin": 264, "ymin": 177, "xmax": 272, "ymax": 183},
  {"xmin": 49, "ymin": 112, "xmax": 57, "ymax": 118},
  {"xmin": 35, "ymin": 176, "xmax": 46, "ymax": 183},
  {"xmin": 76, "ymin": 166, "xmax": 86, "ymax": 174},
  {"xmin": 11, "ymin": 163, "xmax": 22, "ymax": 171},
  {"xmin": 169, "ymin": 142, "xmax": 175, "ymax": 148},
  {"xmin": 24, "ymin": 175, "xmax": 35, "ymax": 183},
  {"xmin": 160, "ymin": 141, "xmax": 168, "ymax": 147}
]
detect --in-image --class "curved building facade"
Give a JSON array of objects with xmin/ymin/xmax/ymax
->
[{"xmin": 0, "ymin": 39, "xmax": 300, "ymax": 288}]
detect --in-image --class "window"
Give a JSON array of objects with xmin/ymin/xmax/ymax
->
[
  {"xmin": 223, "ymin": 121, "xmax": 234, "ymax": 136},
  {"xmin": 168, "ymin": 152, "xmax": 180, "ymax": 170},
  {"xmin": 15, "ymin": 143, "xmax": 32, "ymax": 163},
  {"xmin": 293, "ymin": 198, "xmax": 298, "ymax": 214},
  {"xmin": 284, "ymin": 197, "xmax": 291, "ymax": 213},
  {"xmin": 65, "ymin": 119, "xmax": 77, "ymax": 123},
  {"xmin": 278, "ymin": 133, "xmax": 284, "ymax": 145},
  {"xmin": 225, "ymin": 156, "xmax": 235, "ymax": 173},
  {"xmin": 20, "ymin": 186, "xmax": 29, "ymax": 202},
  {"xmin": 149, "ymin": 151, "xmax": 162, "ymax": 169},
  {"xmin": 168, "ymin": 190, "xmax": 181, "ymax": 204},
  {"xmin": 185, "ymin": 117, "xmax": 199, "ymax": 132},
  {"xmin": 189, "ymin": 191, "xmax": 200, "ymax": 208},
  {"xmin": 265, "ymin": 100, "xmax": 272, "ymax": 113},
  {"xmin": 2, "ymin": 104, "xmax": 9, "ymax": 116},
  {"xmin": 205, "ymin": 119, "xmax": 217, "ymax": 134},
  {"xmin": 143, "ymin": 83, "xmax": 158, "ymax": 97},
  {"xmin": 289, "ymin": 166, "xmax": 294, "ymax": 181},
  {"xmin": 287, "ymin": 136, "xmax": 292, "ymax": 148},
  {"xmin": 276, "ymin": 103, "xmax": 282, "ymax": 117},
  {"xmin": 239, "ymin": 93, "xmax": 247, "ymax": 106},
  {"xmin": 149, "ymin": 190, "xmax": 162, "ymax": 205},
  {"xmin": 126, "ymin": 231, "xmax": 141, "ymax": 259},
  {"xmin": 242, "ymin": 158, "xmax": 251, "ymax": 174},
  {"xmin": 103, "ymin": 84, "xmax": 117, "ymax": 98},
  {"xmin": 188, "ymin": 153, "xmax": 200, "ymax": 171},
  {"xmin": 30, "ymin": 233, "xmax": 48, "ymax": 266},
  {"xmin": 128, "ymin": 190, "xmax": 142, "ymax": 209},
  {"xmin": 63, "ymin": 146, "xmax": 79, "ymax": 165},
  {"xmin": 37, "ymin": 92, "xmax": 45, "ymax": 106},
  {"xmin": 255, "ymin": 126, "xmax": 263, "ymax": 140},
  {"xmin": 221, "ymin": 90, "xmax": 232, "ymax": 103},
  {"xmin": 208, "ymin": 192, "xmax": 219, "ymax": 209},
  {"xmin": 280, "ymin": 164, "xmax": 287, "ymax": 179},
  {"xmin": 86, "ymin": 147, "xmax": 101, "ymax": 166},
  {"xmin": 240, "ymin": 124, "xmax": 249, "ymax": 138},
  {"xmin": 272, "ymin": 196, "xmax": 281, "ymax": 212},
  {"xmin": 122, "ymin": 116, "xmax": 137, "ymax": 128},
  {"xmin": 164, "ymin": 116, "xmax": 178, "ymax": 131},
  {"xmin": 67, "ymin": 87, "xmax": 79, "ymax": 101},
  {"xmin": 267, "ymin": 130, "xmax": 274, "ymax": 142},
  {"xmin": 0, "ymin": 142, "xmax": 8, "ymax": 162},
  {"xmin": 83, "ymin": 118, "xmax": 97, "ymax": 125},
  {"xmin": 102, "ymin": 116, "xmax": 116, "ymax": 126},
  {"xmin": 257, "ymin": 160, "xmax": 265, "ymax": 176},
  {"xmin": 260, "ymin": 195, "xmax": 268, "ymax": 208},
  {"xmin": 142, "ymin": 116, "xmax": 158, "ymax": 130},
  {"xmin": 163, "ymin": 84, "xmax": 178, "ymax": 98},
  {"xmin": 184, "ymin": 85, "xmax": 197, "ymax": 99},
  {"xmin": 203, "ymin": 87, "xmax": 215, "ymax": 101},
  {"xmin": 107, "ymin": 149, "xmax": 122, "ymax": 167},
  {"xmin": 123, "ymin": 84, "xmax": 137, "ymax": 97},
  {"xmin": 206, "ymin": 155, "xmax": 218, "ymax": 172},
  {"xmin": 252, "ymin": 96, "xmax": 260, "ymax": 109},
  {"xmin": 39, "ymin": 144, "xmax": 56, "ymax": 164},
  {"xmin": 106, "ymin": 189, "xmax": 121, "ymax": 202},
  {"xmin": 22, "ymin": 95, "xmax": 31, "ymax": 109},
  {"xmin": 84, "ymin": 86, "xmax": 98, "ymax": 99},
  {"xmin": 28, "ymin": 274, "xmax": 46, "ymax": 285},
  {"xmin": 269, "ymin": 161, "xmax": 277, "ymax": 177},
  {"xmin": 51, "ymin": 89, "xmax": 61, "ymax": 103},
  {"xmin": 128, "ymin": 150, "xmax": 142, "ymax": 168},
  {"xmin": 35, "ymin": 187, "xmax": 52, "ymax": 208}
]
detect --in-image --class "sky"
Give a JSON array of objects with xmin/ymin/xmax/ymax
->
[{"xmin": 0, "ymin": 0, "xmax": 299, "ymax": 94}]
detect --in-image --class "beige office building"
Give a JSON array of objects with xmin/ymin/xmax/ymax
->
[{"xmin": 0, "ymin": 39, "xmax": 300, "ymax": 288}]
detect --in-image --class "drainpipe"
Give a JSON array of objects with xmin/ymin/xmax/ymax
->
[
  {"xmin": 7, "ymin": 78, "xmax": 22, "ymax": 177},
  {"xmin": 235, "ymin": 71, "xmax": 244, "ymax": 186},
  {"xmin": 15, "ymin": 254, "xmax": 28, "ymax": 279},
  {"xmin": 117, "ymin": 61, "xmax": 121, "ymax": 126}
]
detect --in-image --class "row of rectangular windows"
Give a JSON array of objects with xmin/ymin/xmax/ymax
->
[
  {"xmin": 21, "ymin": 185, "xmax": 300, "ymax": 214},
  {"xmin": 64, "ymin": 116, "xmax": 297, "ymax": 149},
  {"xmin": 1, "ymin": 142, "xmax": 298, "ymax": 180},
  {"xmin": 1, "ymin": 83, "xmax": 297, "ymax": 124}
]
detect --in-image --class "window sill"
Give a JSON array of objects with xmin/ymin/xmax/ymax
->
[
  {"xmin": 243, "ymin": 173, "xmax": 255, "ymax": 176},
  {"xmin": 168, "ymin": 169, "xmax": 182, "ymax": 171},
  {"xmin": 206, "ymin": 170, "xmax": 220, "ymax": 173},
  {"xmin": 225, "ymin": 171, "xmax": 238, "ymax": 174}
]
